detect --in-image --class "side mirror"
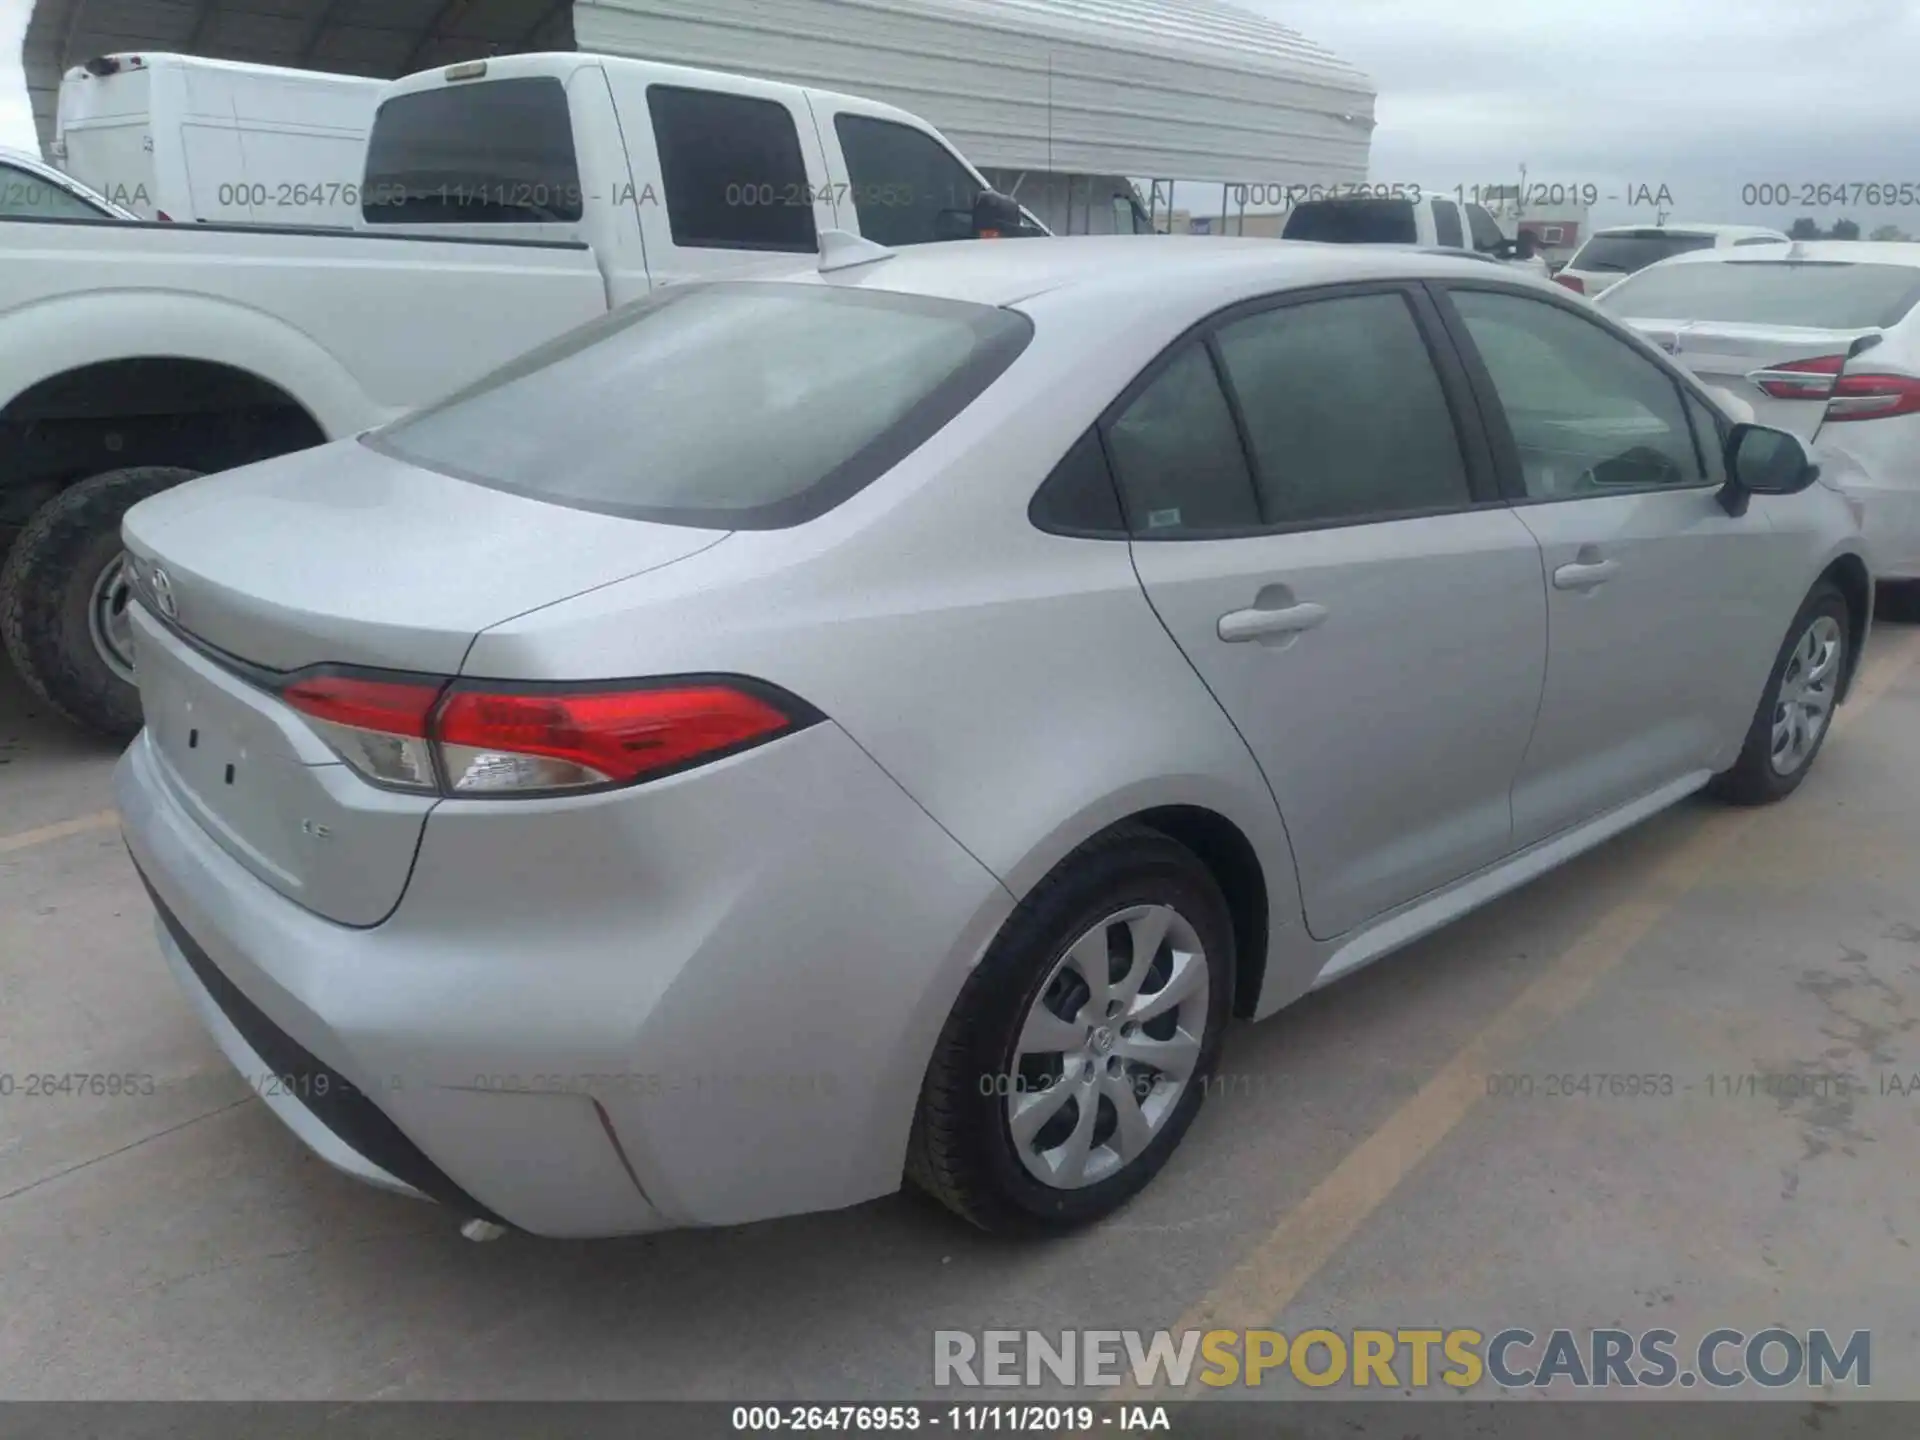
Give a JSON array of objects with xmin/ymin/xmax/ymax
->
[
  {"xmin": 1719, "ymin": 423, "xmax": 1818, "ymax": 515},
  {"xmin": 971, "ymin": 188, "xmax": 1025, "ymax": 239}
]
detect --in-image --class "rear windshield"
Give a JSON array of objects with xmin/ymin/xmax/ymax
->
[
  {"xmin": 1596, "ymin": 260, "xmax": 1920, "ymax": 329},
  {"xmin": 362, "ymin": 76, "xmax": 583, "ymax": 224},
  {"xmin": 365, "ymin": 283, "xmax": 1034, "ymax": 529},
  {"xmin": 1570, "ymin": 231, "xmax": 1716, "ymax": 274},
  {"xmin": 1281, "ymin": 198, "xmax": 1417, "ymax": 245}
]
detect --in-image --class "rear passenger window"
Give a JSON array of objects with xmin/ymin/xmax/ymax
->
[
  {"xmin": 1214, "ymin": 293, "xmax": 1471, "ymax": 525},
  {"xmin": 1432, "ymin": 199, "xmax": 1464, "ymax": 248},
  {"xmin": 1105, "ymin": 347, "xmax": 1258, "ymax": 534},
  {"xmin": 648, "ymin": 86, "xmax": 816, "ymax": 252},
  {"xmin": 834, "ymin": 115, "xmax": 983, "ymax": 246}
]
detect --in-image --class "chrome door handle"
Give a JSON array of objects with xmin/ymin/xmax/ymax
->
[
  {"xmin": 1218, "ymin": 601, "xmax": 1329, "ymax": 643},
  {"xmin": 1553, "ymin": 559, "xmax": 1620, "ymax": 591}
]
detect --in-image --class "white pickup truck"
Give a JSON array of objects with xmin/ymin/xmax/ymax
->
[{"xmin": 0, "ymin": 51, "xmax": 1032, "ymax": 737}]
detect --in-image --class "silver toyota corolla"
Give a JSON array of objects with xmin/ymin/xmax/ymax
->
[{"xmin": 116, "ymin": 236, "xmax": 1870, "ymax": 1239}]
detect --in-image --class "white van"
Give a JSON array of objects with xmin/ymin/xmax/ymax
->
[{"xmin": 54, "ymin": 53, "xmax": 384, "ymax": 228}]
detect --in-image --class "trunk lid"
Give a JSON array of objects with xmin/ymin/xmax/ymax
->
[
  {"xmin": 122, "ymin": 438, "xmax": 728, "ymax": 925},
  {"xmin": 1619, "ymin": 318, "xmax": 1878, "ymax": 439},
  {"xmin": 122, "ymin": 437, "xmax": 726, "ymax": 674}
]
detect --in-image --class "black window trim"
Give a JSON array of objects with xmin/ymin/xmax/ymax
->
[
  {"xmin": 1425, "ymin": 277, "xmax": 1733, "ymax": 507},
  {"xmin": 1088, "ymin": 279, "xmax": 1504, "ymax": 543},
  {"xmin": 646, "ymin": 82, "xmax": 819, "ymax": 255}
]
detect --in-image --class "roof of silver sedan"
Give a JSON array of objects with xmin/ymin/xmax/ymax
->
[{"xmin": 758, "ymin": 233, "xmax": 1544, "ymax": 310}]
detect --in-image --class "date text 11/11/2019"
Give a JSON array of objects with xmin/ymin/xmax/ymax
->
[{"xmin": 1228, "ymin": 182, "xmax": 1678, "ymax": 209}]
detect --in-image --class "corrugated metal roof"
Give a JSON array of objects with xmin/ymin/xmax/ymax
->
[{"xmin": 575, "ymin": 0, "xmax": 1375, "ymax": 185}]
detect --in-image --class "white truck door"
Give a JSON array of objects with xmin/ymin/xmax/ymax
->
[{"xmin": 605, "ymin": 70, "xmax": 839, "ymax": 287}]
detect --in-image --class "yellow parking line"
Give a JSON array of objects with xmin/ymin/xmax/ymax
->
[
  {"xmin": 1116, "ymin": 626, "xmax": 1920, "ymax": 1397},
  {"xmin": 0, "ymin": 809, "xmax": 120, "ymax": 857}
]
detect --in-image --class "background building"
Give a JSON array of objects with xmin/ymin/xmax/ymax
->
[{"xmin": 20, "ymin": 0, "xmax": 1376, "ymax": 234}]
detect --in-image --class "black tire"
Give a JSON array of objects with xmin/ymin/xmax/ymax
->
[
  {"xmin": 1708, "ymin": 580, "xmax": 1850, "ymax": 806},
  {"xmin": 0, "ymin": 466, "xmax": 199, "ymax": 739},
  {"xmin": 907, "ymin": 823, "xmax": 1234, "ymax": 1234}
]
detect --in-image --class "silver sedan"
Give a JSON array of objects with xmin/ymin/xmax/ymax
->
[{"xmin": 116, "ymin": 236, "xmax": 1869, "ymax": 1238}]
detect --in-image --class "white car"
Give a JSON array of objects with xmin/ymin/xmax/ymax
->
[
  {"xmin": 1555, "ymin": 223, "xmax": 1790, "ymax": 298},
  {"xmin": 0, "ymin": 145, "xmax": 134, "ymax": 220},
  {"xmin": 1596, "ymin": 239, "xmax": 1920, "ymax": 585}
]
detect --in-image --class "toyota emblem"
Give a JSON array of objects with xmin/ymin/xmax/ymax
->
[{"xmin": 150, "ymin": 566, "xmax": 177, "ymax": 618}]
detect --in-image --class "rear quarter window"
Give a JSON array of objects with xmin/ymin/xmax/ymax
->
[{"xmin": 365, "ymin": 283, "xmax": 1034, "ymax": 530}]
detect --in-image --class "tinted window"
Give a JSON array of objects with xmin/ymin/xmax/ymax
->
[
  {"xmin": 362, "ymin": 78, "xmax": 583, "ymax": 224},
  {"xmin": 1451, "ymin": 289, "xmax": 1704, "ymax": 498},
  {"xmin": 1281, "ymin": 198, "xmax": 1417, "ymax": 244},
  {"xmin": 0, "ymin": 163, "xmax": 109, "ymax": 219},
  {"xmin": 1571, "ymin": 231, "xmax": 1717, "ymax": 274},
  {"xmin": 369, "ymin": 283, "xmax": 1032, "ymax": 530},
  {"xmin": 1214, "ymin": 293, "xmax": 1470, "ymax": 525},
  {"xmin": 1596, "ymin": 260, "xmax": 1920, "ymax": 329},
  {"xmin": 1432, "ymin": 198, "xmax": 1464, "ymax": 248},
  {"xmin": 1734, "ymin": 236, "xmax": 1784, "ymax": 246},
  {"xmin": 1030, "ymin": 430, "xmax": 1125, "ymax": 535},
  {"xmin": 834, "ymin": 115, "xmax": 983, "ymax": 246},
  {"xmin": 1105, "ymin": 347, "xmax": 1258, "ymax": 534},
  {"xmin": 1464, "ymin": 204, "xmax": 1507, "ymax": 252},
  {"xmin": 650, "ymin": 86, "xmax": 816, "ymax": 252}
]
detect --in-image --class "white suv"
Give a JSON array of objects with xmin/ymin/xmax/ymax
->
[{"xmin": 1555, "ymin": 223, "xmax": 1790, "ymax": 298}]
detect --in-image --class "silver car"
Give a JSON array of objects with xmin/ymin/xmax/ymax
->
[{"xmin": 116, "ymin": 236, "xmax": 1869, "ymax": 1239}]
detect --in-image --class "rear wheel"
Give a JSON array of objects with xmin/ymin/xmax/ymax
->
[
  {"xmin": 0, "ymin": 466, "xmax": 199, "ymax": 738},
  {"xmin": 1708, "ymin": 581, "xmax": 1849, "ymax": 806},
  {"xmin": 907, "ymin": 824, "xmax": 1233, "ymax": 1234}
]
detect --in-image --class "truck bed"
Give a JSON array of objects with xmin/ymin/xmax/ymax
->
[{"xmin": 0, "ymin": 215, "xmax": 612, "ymax": 436}]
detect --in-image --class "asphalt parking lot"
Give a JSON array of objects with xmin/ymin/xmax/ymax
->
[{"xmin": 3, "ymin": 606, "xmax": 1919, "ymax": 1405}]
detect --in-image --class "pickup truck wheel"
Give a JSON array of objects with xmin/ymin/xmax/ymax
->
[{"xmin": 0, "ymin": 466, "xmax": 199, "ymax": 739}]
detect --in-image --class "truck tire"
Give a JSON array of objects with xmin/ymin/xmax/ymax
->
[{"xmin": 0, "ymin": 466, "xmax": 200, "ymax": 739}]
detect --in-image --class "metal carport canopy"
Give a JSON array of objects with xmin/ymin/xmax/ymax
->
[{"xmin": 22, "ymin": 0, "xmax": 1376, "ymax": 185}]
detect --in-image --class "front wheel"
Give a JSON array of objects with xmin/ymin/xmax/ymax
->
[
  {"xmin": 1708, "ymin": 581, "xmax": 1850, "ymax": 806},
  {"xmin": 0, "ymin": 466, "xmax": 200, "ymax": 739},
  {"xmin": 907, "ymin": 824, "xmax": 1233, "ymax": 1234}
]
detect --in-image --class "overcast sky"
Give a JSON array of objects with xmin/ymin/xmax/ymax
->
[{"xmin": 5, "ymin": 0, "xmax": 1919, "ymax": 231}]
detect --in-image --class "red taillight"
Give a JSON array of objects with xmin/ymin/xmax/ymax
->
[
  {"xmin": 436, "ymin": 684, "xmax": 797, "ymax": 792},
  {"xmin": 283, "ymin": 674, "xmax": 439, "ymax": 736},
  {"xmin": 1554, "ymin": 273, "xmax": 1584, "ymax": 294},
  {"xmin": 1749, "ymin": 354, "xmax": 1920, "ymax": 420},
  {"xmin": 283, "ymin": 673, "xmax": 444, "ymax": 790},
  {"xmin": 280, "ymin": 671, "xmax": 810, "ymax": 795}
]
